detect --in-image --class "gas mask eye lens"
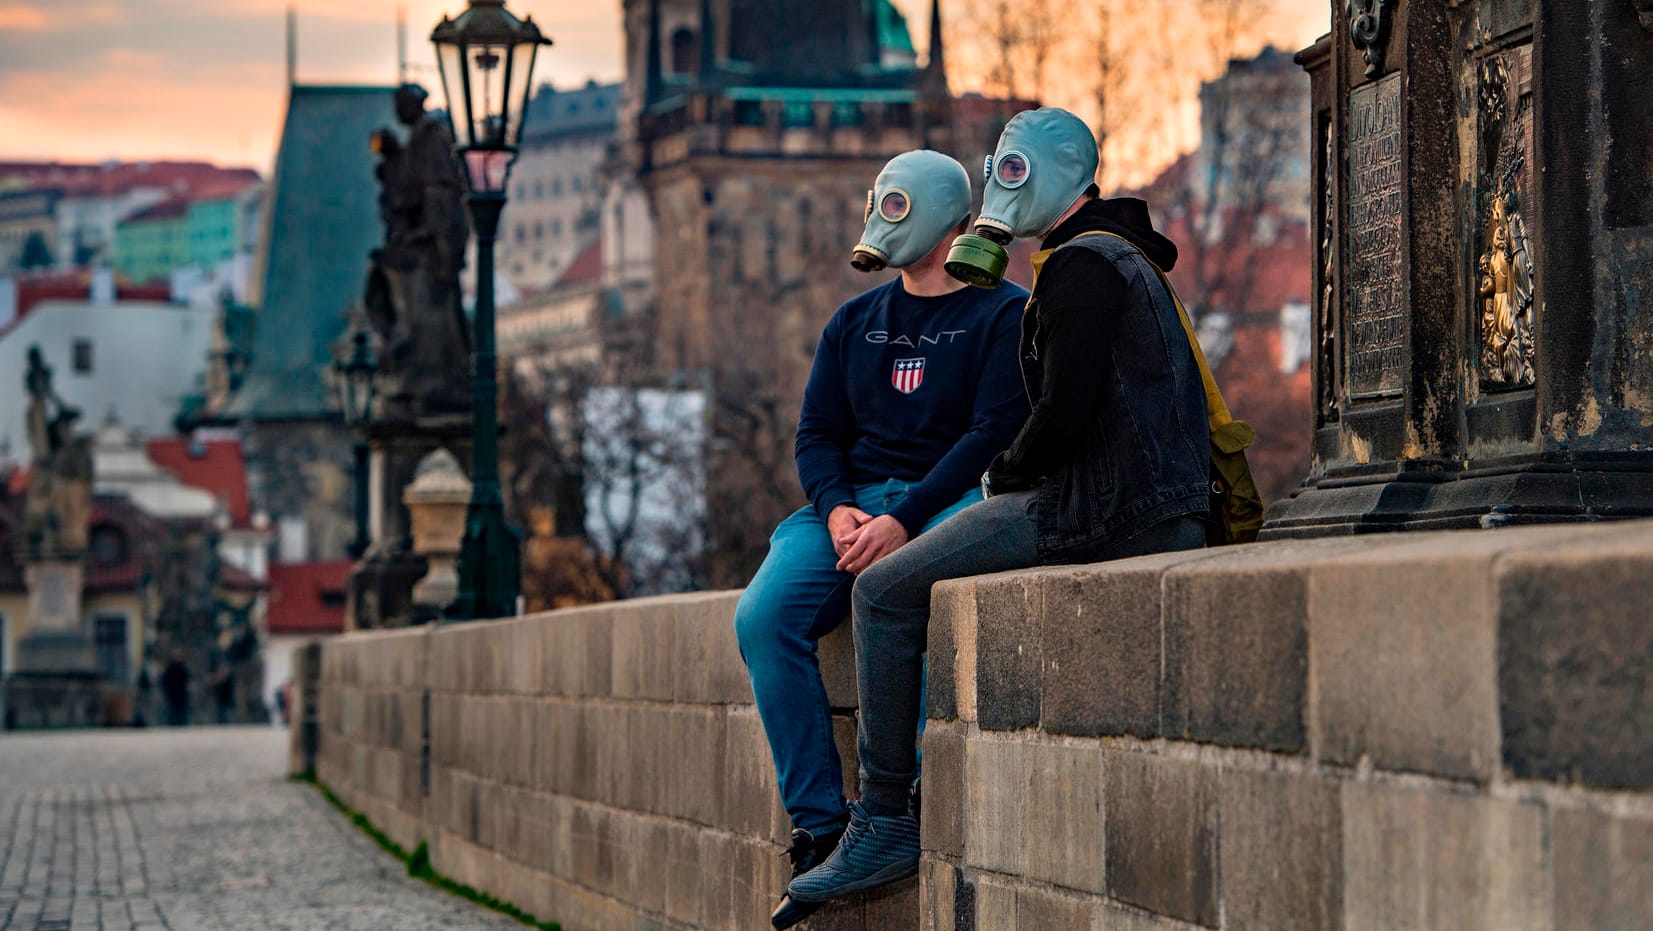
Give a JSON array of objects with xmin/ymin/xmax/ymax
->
[
  {"xmin": 995, "ymin": 151, "xmax": 1030, "ymax": 189},
  {"xmin": 878, "ymin": 189, "xmax": 911, "ymax": 223}
]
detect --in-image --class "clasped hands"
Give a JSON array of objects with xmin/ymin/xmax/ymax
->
[{"xmin": 828, "ymin": 505, "xmax": 909, "ymax": 575}]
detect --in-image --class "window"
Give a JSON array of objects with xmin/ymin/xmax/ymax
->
[
  {"xmin": 515, "ymin": 224, "xmax": 527, "ymax": 244},
  {"xmin": 552, "ymin": 177, "xmax": 563, "ymax": 197},
  {"xmin": 533, "ymin": 222, "xmax": 544, "ymax": 240},
  {"xmin": 72, "ymin": 338, "xmax": 93, "ymax": 374},
  {"xmin": 669, "ymin": 27, "xmax": 696, "ymax": 75},
  {"xmin": 90, "ymin": 525, "xmax": 126, "ymax": 566},
  {"xmin": 534, "ymin": 179, "xmax": 544, "ymax": 199},
  {"xmin": 94, "ymin": 614, "xmax": 129, "ymax": 682},
  {"xmin": 0, "ymin": 613, "xmax": 7, "ymax": 676}
]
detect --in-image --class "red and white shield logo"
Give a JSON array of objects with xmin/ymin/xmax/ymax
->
[{"xmin": 892, "ymin": 358, "xmax": 926, "ymax": 394}]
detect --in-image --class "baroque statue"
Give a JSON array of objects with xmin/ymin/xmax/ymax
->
[
  {"xmin": 22, "ymin": 345, "xmax": 92, "ymax": 557},
  {"xmin": 363, "ymin": 82, "xmax": 473, "ymax": 420}
]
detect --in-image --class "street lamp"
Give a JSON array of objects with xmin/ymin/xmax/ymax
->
[
  {"xmin": 430, "ymin": 0, "xmax": 549, "ymax": 620},
  {"xmin": 335, "ymin": 330, "xmax": 378, "ymax": 559}
]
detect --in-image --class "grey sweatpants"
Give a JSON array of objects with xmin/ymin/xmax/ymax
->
[{"xmin": 851, "ymin": 490, "xmax": 1205, "ymax": 814}]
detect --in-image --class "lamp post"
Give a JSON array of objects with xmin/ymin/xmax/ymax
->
[
  {"xmin": 335, "ymin": 330, "xmax": 378, "ymax": 559},
  {"xmin": 430, "ymin": 0, "xmax": 549, "ymax": 620}
]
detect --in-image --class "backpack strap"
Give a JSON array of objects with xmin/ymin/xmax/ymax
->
[{"xmin": 1066, "ymin": 230, "xmax": 1239, "ymax": 436}]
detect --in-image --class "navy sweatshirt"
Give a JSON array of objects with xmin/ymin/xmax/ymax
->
[{"xmin": 795, "ymin": 276, "xmax": 1031, "ymax": 536}]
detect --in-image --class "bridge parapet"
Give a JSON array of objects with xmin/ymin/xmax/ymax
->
[{"xmin": 293, "ymin": 519, "xmax": 1653, "ymax": 930}]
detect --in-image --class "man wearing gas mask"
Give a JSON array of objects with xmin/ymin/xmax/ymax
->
[
  {"xmin": 733, "ymin": 149, "xmax": 1030, "ymax": 929},
  {"xmin": 789, "ymin": 108, "xmax": 1210, "ymax": 904}
]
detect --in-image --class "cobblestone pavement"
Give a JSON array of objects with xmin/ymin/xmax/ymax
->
[{"xmin": 0, "ymin": 727, "xmax": 522, "ymax": 931}]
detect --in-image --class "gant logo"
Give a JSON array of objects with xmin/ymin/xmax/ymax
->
[
  {"xmin": 892, "ymin": 358, "xmax": 926, "ymax": 394},
  {"xmin": 866, "ymin": 329, "xmax": 967, "ymax": 347}
]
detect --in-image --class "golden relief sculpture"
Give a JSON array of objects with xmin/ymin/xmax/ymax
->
[
  {"xmin": 1479, "ymin": 154, "xmax": 1535, "ymax": 387},
  {"xmin": 1477, "ymin": 53, "xmax": 1536, "ymax": 390}
]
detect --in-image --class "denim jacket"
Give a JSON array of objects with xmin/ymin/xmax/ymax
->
[{"xmin": 988, "ymin": 199, "xmax": 1209, "ymax": 561}]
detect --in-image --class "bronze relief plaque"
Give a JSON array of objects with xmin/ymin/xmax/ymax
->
[
  {"xmin": 1476, "ymin": 45, "xmax": 1536, "ymax": 391},
  {"xmin": 1345, "ymin": 72, "xmax": 1406, "ymax": 399}
]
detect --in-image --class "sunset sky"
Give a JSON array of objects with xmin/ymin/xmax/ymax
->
[{"xmin": 0, "ymin": 0, "xmax": 1330, "ymax": 175}]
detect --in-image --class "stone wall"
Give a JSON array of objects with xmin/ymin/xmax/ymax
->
[
  {"xmin": 297, "ymin": 592, "xmax": 915, "ymax": 930},
  {"xmin": 294, "ymin": 519, "xmax": 1653, "ymax": 930}
]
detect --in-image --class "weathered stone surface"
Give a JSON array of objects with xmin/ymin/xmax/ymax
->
[
  {"xmin": 1306, "ymin": 531, "xmax": 1562, "ymax": 781},
  {"xmin": 1219, "ymin": 767, "xmax": 1342, "ymax": 931},
  {"xmin": 864, "ymin": 875, "xmax": 921, "ymax": 929},
  {"xmin": 663, "ymin": 819, "xmax": 704, "ymax": 927},
  {"xmin": 821, "ymin": 619, "xmax": 859, "ymax": 709},
  {"xmin": 664, "ymin": 705, "xmax": 726, "ymax": 826},
  {"xmin": 920, "ymin": 720, "xmax": 967, "ymax": 859},
  {"xmin": 539, "ymin": 605, "xmax": 614, "ymax": 698},
  {"xmin": 1550, "ymin": 805, "xmax": 1653, "ymax": 931},
  {"xmin": 610, "ymin": 598, "xmax": 677, "ymax": 700},
  {"xmin": 1103, "ymin": 751, "xmax": 1219, "ymax": 927},
  {"xmin": 929, "ymin": 578, "xmax": 978, "ymax": 722},
  {"xmin": 1023, "ymin": 741, "xmax": 1105, "ymax": 895},
  {"xmin": 974, "ymin": 572, "xmax": 1043, "ymax": 731},
  {"xmin": 919, "ymin": 859, "xmax": 958, "ymax": 931},
  {"xmin": 724, "ymin": 706, "xmax": 780, "ymax": 837},
  {"xmin": 672, "ymin": 591, "xmax": 751, "ymax": 705},
  {"xmin": 1040, "ymin": 550, "xmax": 1215, "ymax": 739},
  {"xmin": 971, "ymin": 875, "xmax": 1020, "ymax": 931},
  {"xmin": 1498, "ymin": 531, "xmax": 1653, "ymax": 788},
  {"xmin": 963, "ymin": 737, "xmax": 1026, "ymax": 875},
  {"xmin": 1162, "ymin": 540, "xmax": 1368, "ymax": 752},
  {"xmin": 1016, "ymin": 883, "xmax": 1096, "ymax": 929},
  {"xmin": 1340, "ymin": 781, "xmax": 1548, "ymax": 931}
]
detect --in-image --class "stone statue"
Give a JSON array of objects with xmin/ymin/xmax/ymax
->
[
  {"xmin": 363, "ymin": 82, "xmax": 473, "ymax": 419},
  {"xmin": 1480, "ymin": 155, "xmax": 1535, "ymax": 388},
  {"xmin": 22, "ymin": 346, "xmax": 92, "ymax": 556}
]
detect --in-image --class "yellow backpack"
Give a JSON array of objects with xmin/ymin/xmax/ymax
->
[{"xmin": 1035, "ymin": 231, "xmax": 1265, "ymax": 545}]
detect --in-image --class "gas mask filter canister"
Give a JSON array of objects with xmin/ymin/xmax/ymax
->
[
  {"xmin": 850, "ymin": 150, "xmax": 974, "ymax": 272},
  {"xmin": 946, "ymin": 107, "xmax": 1100, "ymax": 288}
]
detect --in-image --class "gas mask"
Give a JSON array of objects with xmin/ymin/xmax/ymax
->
[
  {"xmin": 946, "ymin": 108, "xmax": 1100, "ymax": 288},
  {"xmin": 850, "ymin": 150, "xmax": 973, "ymax": 272}
]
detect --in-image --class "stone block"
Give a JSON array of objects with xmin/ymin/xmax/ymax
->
[
  {"xmin": 664, "ymin": 705, "xmax": 726, "ymax": 826},
  {"xmin": 1162, "ymin": 542, "xmax": 1341, "ymax": 753},
  {"xmin": 1218, "ymin": 767, "xmax": 1341, "ymax": 931},
  {"xmin": 622, "ymin": 704, "xmax": 672, "ymax": 814},
  {"xmin": 1340, "ymin": 781, "xmax": 1548, "ymax": 931},
  {"xmin": 610, "ymin": 599, "xmax": 677, "ymax": 700},
  {"xmin": 724, "ymin": 706, "xmax": 781, "ymax": 838},
  {"xmin": 920, "ymin": 858, "xmax": 959, "ymax": 931},
  {"xmin": 1023, "ymin": 741, "xmax": 1106, "ymax": 895},
  {"xmin": 673, "ymin": 591, "xmax": 752, "ymax": 705},
  {"xmin": 1308, "ymin": 533, "xmax": 1519, "ymax": 781},
  {"xmin": 964, "ymin": 736, "xmax": 1026, "ymax": 875},
  {"xmin": 1551, "ymin": 805, "xmax": 1653, "ymax": 931},
  {"xmin": 972, "ymin": 875, "xmax": 1020, "ymax": 931},
  {"xmin": 864, "ymin": 875, "xmax": 920, "ymax": 930},
  {"xmin": 974, "ymin": 571, "xmax": 1043, "ymax": 731},
  {"xmin": 1498, "ymin": 534, "xmax": 1653, "ymax": 788},
  {"xmin": 539, "ymin": 605, "xmax": 614, "ymax": 698},
  {"xmin": 928, "ymin": 579, "xmax": 977, "ymax": 722},
  {"xmin": 820, "ymin": 619, "xmax": 859, "ymax": 709},
  {"xmin": 1103, "ymin": 751, "xmax": 1219, "ymax": 927},
  {"xmin": 497, "ymin": 617, "xmax": 542, "ymax": 693},
  {"xmin": 663, "ymin": 819, "xmax": 704, "ymax": 927},
  {"xmin": 834, "ymin": 712, "xmax": 860, "ymax": 804},
  {"xmin": 920, "ymin": 720, "xmax": 967, "ymax": 858},
  {"xmin": 1017, "ymin": 884, "xmax": 1100, "ymax": 930},
  {"xmin": 1041, "ymin": 550, "xmax": 1217, "ymax": 739}
]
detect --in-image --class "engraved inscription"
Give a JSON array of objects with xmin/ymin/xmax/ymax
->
[{"xmin": 1346, "ymin": 73, "xmax": 1405, "ymax": 398}]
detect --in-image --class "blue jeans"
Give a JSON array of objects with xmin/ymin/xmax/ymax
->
[{"xmin": 734, "ymin": 480, "xmax": 982, "ymax": 834}]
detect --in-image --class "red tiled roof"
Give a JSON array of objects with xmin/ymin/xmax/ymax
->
[
  {"xmin": 554, "ymin": 237, "xmax": 603, "ymax": 288},
  {"xmin": 266, "ymin": 560, "xmax": 352, "ymax": 635},
  {"xmin": 146, "ymin": 438, "xmax": 252, "ymax": 528},
  {"xmin": 7, "ymin": 274, "xmax": 174, "ymax": 321},
  {"xmin": 124, "ymin": 197, "xmax": 190, "ymax": 223}
]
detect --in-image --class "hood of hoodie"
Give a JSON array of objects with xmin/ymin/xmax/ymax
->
[{"xmin": 1042, "ymin": 197, "xmax": 1179, "ymax": 272}]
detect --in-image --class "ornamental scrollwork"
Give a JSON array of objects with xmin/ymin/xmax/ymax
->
[{"xmin": 1347, "ymin": 0, "xmax": 1394, "ymax": 79}]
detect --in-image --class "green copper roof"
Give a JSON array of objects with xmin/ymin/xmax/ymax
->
[
  {"xmin": 877, "ymin": 0, "xmax": 915, "ymax": 55},
  {"xmin": 229, "ymin": 84, "xmax": 397, "ymax": 420}
]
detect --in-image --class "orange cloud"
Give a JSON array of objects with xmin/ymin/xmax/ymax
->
[{"xmin": 0, "ymin": 4, "xmax": 49, "ymax": 29}]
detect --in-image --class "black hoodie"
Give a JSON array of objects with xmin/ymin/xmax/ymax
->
[{"xmin": 987, "ymin": 196, "xmax": 1208, "ymax": 545}]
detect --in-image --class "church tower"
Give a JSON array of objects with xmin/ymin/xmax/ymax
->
[{"xmin": 619, "ymin": 0, "xmax": 953, "ymax": 580}]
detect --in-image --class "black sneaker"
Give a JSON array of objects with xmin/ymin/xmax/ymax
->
[{"xmin": 771, "ymin": 825, "xmax": 845, "ymax": 929}]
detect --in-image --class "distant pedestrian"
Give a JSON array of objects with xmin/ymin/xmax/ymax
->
[
  {"xmin": 210, "ymin": 662, "xmax": 236, "ymax": 725},
  {"xmin": 160, "ymin": 652, "xmax": 191, "ymax": 727}
]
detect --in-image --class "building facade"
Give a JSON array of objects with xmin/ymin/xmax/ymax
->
[{"xmin": 0, "ymin": 189, "xmax": 59, "ymax": 275}]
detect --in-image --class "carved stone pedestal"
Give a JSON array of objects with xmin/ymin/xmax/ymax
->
[
  {"xmin": 348, "ymin": 414, "xmax": 471, "ymax": 629},
  {"xmin": 1265, "ymin": 0, "xmax": 1653, "ymax": 537}
]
